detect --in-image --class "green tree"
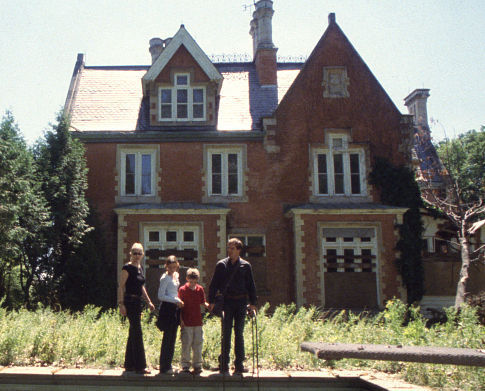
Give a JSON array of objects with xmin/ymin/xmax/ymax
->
[
  {"xmin": 33, "ymin": 112, "xmax": 91, "ymax": 306},
  {"xmin": 420, "ymin": 126, "xmax": 485, "ymax": 307},
  {"xmin": 369, "ymin": 157, "xmax": 424, "ymax": 304},
  {"xmin": 436, "ymin": 127, "xmax": 485, "ymax": 204},
  {"xmin": 0, "ymin": 111, "xmax": 50, "ymax": 308}
]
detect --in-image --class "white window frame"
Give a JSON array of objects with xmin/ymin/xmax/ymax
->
[
  {"xmin": 158, "ymin": 73, "xmax": 206, "ymax": 122},
  {"xmin": 322, "ymin": 232, "xmax": 377, "ymax": 273},
  {"xmin": 120, "ymin": 149, "xmax": 156, "ymax": 197},
  {"xmin": 207, "ymin": 148, "xmax": 243, "ymax": 197},
  {"xmin": 229, "ymin": 233, "xmax": 266, "ymax": 257},
  {"xmin": 312, "ymin": 136, "xmax": 366, "ymax": 197}
]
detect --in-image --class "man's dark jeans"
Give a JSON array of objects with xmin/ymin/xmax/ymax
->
[{"xmin": 220, "ymin": 298, "xmax": 247, "ymax": 371}]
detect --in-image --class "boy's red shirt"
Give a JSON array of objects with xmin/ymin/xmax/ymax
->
[{"xmin": 178, "ymin": 283, "xmax": 206, "ymax": 327}]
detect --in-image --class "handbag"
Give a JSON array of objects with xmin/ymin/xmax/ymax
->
[
  {"xmin": 156, "ymin": 301, "xmax": 179, "ymax": 332},
  {"xmin": 211, "ymin": 259, "xmax": 240, "ymax": 317}
]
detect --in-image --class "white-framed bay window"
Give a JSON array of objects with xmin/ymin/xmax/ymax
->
[
  {"xmin": 120, "ymin": 149, "xmax": 157, "ymax": 197},
  {"xmin": 159, "ymin": 73, "xmax": 206, "ymax": 121},
  {"xmin": 312, "ymin": 135, "xmax": 366, "ymax": 196}
]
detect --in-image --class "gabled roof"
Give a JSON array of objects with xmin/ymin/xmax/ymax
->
[
  {"xmin": 278, "ymin": 13, "xmax": 401, "ymax": 116},
  {"xmin": 66, "ymin": 63, "xmax": 301, "ymax": 133},
  {"xmin": 142, "ymin": 25, "xmax": 222, "ymax": 93}
]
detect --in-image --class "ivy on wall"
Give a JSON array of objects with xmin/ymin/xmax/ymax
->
[{"xmin": 369, "ymin": 157, "xmax": 424, "ymax": 304}]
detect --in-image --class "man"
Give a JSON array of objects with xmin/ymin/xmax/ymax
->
[{"xmin": 208, "ymin": 238, "xmax": 257, "ymax": 375}]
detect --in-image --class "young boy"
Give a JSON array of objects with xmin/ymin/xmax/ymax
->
[{"xmin": 178, "ymin": 268, "xmax": 209, "ymax": 374}]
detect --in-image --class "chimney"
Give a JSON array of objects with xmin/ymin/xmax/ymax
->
[
  {"xmin": 250, "ymin": 0, "xmax": 277, "ymax": 85},
  {"xmin": 149, "ymin": 37, "xmax": 173, "ymax": 64},
  {"xmin": 404, "ymin": 89, "xmax": 430, "ymax": 126}
]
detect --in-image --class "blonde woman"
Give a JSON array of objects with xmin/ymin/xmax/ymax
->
[
  {"xmin": 118, "ymin": 243, "xmax": 155, "ymax": 374},
  {"xmin": 157, "ymin": 255, "xmax": 184, "ymax": 375}
]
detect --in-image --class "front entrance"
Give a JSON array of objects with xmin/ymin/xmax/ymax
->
[
  {"xmin": 143, "ymin": 224, "xmax": 201, "ymax": 304},
  {"xmin": 321, "ymin": 227, "xmax": 379, "ymax": 309}
]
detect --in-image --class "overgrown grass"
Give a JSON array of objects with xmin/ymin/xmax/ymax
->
[{"xmin": 0, "ymin": 300, "xmax": 483, "ymax": 390}]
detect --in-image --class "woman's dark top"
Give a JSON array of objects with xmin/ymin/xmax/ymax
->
[{"xmin": 123, "ymin": 263, "xmax": 145, "ymax": 296}]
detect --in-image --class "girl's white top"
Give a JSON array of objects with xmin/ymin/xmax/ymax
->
[{"xmin": 158, "ymin": 272, "xmax": 182, "ymax": 303}]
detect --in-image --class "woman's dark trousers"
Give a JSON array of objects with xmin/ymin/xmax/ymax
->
[
  {"xmin": 124, "ymin": 299, "xmax": 147, "ymax": 371},
  {"xmin": 160, "ymin": 321, "xmax": 178, "ymax": 372}
]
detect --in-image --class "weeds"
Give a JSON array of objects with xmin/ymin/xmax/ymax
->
[{"xmin": 0, "ymin": 299, "xmax": 482, "ymax": 390}]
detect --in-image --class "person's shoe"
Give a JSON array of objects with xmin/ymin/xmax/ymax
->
[
  {"xmin": 158, "ymin": 368, "xmax": 174, "ymax": 375},
  {"xmin": 193, "ymin": 367, "xmax": 203, "ymax": 375},
  {"xmin": 234, "ymin": 366, "xmax": 249, "ymax": 375},
  {"xmin": 135, "ymin": 368, "xmax": 151, "ymax": 375},
  {"xmin": 180, "ymin": 368, "xmax": 191, "ymax": 375},
  {"xmin": 219, "ymin": 368, "xmax": 230, "ymax": 376}
]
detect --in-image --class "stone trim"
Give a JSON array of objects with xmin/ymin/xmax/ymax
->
[{"xmin": 293, "ymin": 214, "xmax": 305, "ymax": 307}]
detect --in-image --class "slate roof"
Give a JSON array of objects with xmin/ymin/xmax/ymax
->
[{"xmin": 67, "ymin": 61, "xmax": 302, "ymax": 133}]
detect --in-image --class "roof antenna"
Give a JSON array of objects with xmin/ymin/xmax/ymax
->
[{"xmin": 242, "ymin": 1, "xmax": 256, "ymax": 14}]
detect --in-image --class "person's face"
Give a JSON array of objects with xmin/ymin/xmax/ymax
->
[
  {"xmin": 187, "ymin": 276, "xmax": 198, "ymax": 289},
  {"xmin": 131, "ymin": 248, "xmax": 143, "ymax": 261},
  {"xmin": 227, "ymin": 242, "xmax": 241, "ymax": 261},
  {"xmin": 166, "ymin": 262, "xmax": 178, "ymax": 275}
]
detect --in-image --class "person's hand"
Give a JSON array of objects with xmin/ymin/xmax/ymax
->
[
  {"xmin": 208, "ymin": 303, "xmax": 214, "ymax": 313},
  {"xmin": 177, "ymin": 300, "xmax": 184, "ymax": 308},
  {"xmin": 119, "ymin": 304, "xmax": 127, "ymax": 316},
  {"xmin": 248, "ymin": 305, "xmax": 257, "ymax": 317},
  {"xmin": 180, "ymin": 320, "xmax": 185, "ymax": 330},
  {"xmin": 148, "ymin": 302, "xmax": 155, "ymax": 311}
]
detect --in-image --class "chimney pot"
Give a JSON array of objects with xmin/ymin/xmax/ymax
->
[
  {"xmin": 149, "ymin": 37, "xmax": 164, "ymax": 64},
  {"xmin": 329, "ymin": 13, "xmax": 336, "ymax": 24}
]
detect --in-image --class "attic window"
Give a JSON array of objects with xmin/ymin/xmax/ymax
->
[
  {"xmin": 322, "ymin": 67, "xmax": 349, "ymax": 98},
  {"xmin": 159, "ymin": 73, "xmax": 206, "ymax": 122}
]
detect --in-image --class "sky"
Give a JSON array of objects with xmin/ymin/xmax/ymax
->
[{"xmin": 1, "ymin": 0, "xmax": 484, "ymax": 144}]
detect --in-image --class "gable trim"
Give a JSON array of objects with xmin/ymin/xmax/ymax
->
[{"xmin": 143, "ymin": 25, "xmax": 222, "ymax": 93}]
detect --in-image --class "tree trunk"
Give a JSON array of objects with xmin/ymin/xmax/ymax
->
[{"xmin": 455, "ymin": 236, "xmax": 471, "ymax": 308}]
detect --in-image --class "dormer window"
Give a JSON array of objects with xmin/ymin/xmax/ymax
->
[{"xmin": 159, "ymin": 73, "xmax": 206, "ymax": 121}]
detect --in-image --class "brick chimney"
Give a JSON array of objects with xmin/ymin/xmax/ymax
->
[
  {"xmin": 149, "ymin": 37, "xmax": 173, "ymax": 64},
  {"xmin": 250, "ymin": 0, "xmax": 277, "ymax": 85},
  {"xmin": 404, "ymin": 89, "xmax": 430, "ymax": 126}
]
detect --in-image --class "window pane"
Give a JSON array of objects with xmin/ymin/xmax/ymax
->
[
  {"xmin": 166, "ymin": 231, "xmax": 177, "ymax": 242},
  {"xmin": 183, "ymin": 231, "xmax": 194, "ymax": 242},
  {"xmin": 211, "ymin": 154, "xmax": 222, "ymax": 194},
  {"xmin": 177, "ymin": 89, "xmax": 188, "ymax": 103},
  {"xmin": 333, "ymin": 154, "xmax": 344, "ymax": 194},
  {"xmin": 350, "ymin": 154, "xmax": 361, "ymax": 194},
  {"xmin": 141, "ymin": 154, "xmax": 152, "ymax": 195},
  {"xmin": 228, "ymin": 154, "xmax": 238, "ymax": 194},
  {"xmin": 125, "ymin": 154, "xmax": 135, "ymax": 194},
  {"xmin": 326, "ymin": 249, "xmax": 337, "ymax": 272},
  {"xmin": 193, "ymin": 104, "xmax": 203, "ymax": 118},
  {"xmin": 247, "ymin": 236, "xmax": 264, "ymax": 247},
  {"xmin": 362, "ymin": 249, "xmax": 372, "ymax": 272},
  {"xmin": 344, "ymin": 248, "xmax": 354, "ymax": 272},
  {"xmin": 317, "ymin": 154, "xmax": 328, "ymax": 194},
  {"xmin": 161, "ymin": 105, "xmax": 172, "ymax": 118},
  {"xmin": 176, "ymin": 75, "xmax": 188, "ymax": 85},
  {"xmin": 193, "ymin": 89, "xmax": 203, "ymax": 103},
  {"xmin": 149, "ymin": 231, "xmax": 159, "ymax": 242},
  {"xmin": 161, "ymin": 89, "xmax": 172, "ymax": 103},
  {"xmin": 177, "ymin": 104, "xmax": 187, "ymax": 118}
]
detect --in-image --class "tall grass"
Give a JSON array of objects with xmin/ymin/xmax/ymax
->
[{"xmin": 0, "ymin": 300, "xmax": 483, "ymax": 391}]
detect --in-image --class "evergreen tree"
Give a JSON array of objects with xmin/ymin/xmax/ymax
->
[
  {"xmin": 33, "ymin": 112, "xmax": 91, "ymax": 306},
  {"xmin": 0, "ymin": 111, "xmax": 49, "ymax": 308}
]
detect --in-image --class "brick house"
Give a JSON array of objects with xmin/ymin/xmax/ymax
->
[{"xmin": 64, "ymin": 1, "xmax": 417, "ymax": 309}]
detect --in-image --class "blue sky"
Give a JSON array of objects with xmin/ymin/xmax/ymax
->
[{"xmin": 1, "ymin": 0, "xmax": 484, "ymax": 144}]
